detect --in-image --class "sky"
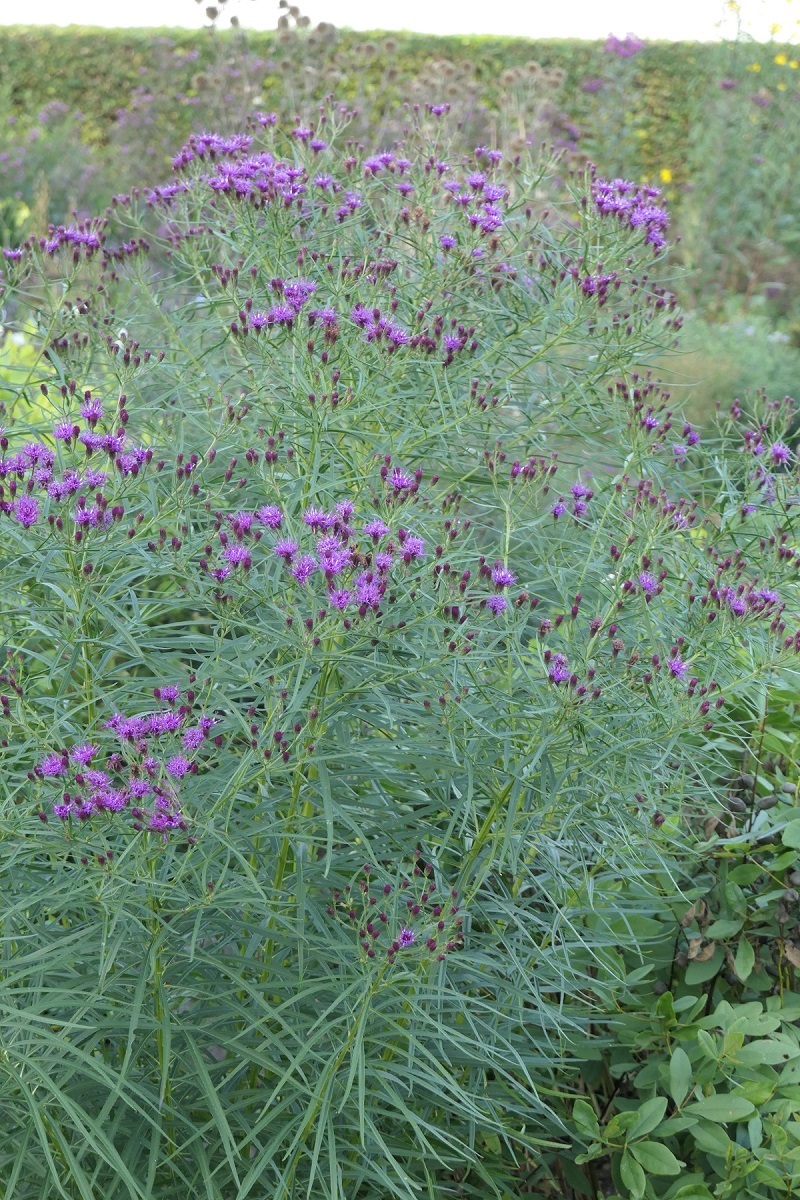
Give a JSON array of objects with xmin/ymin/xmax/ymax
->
[{"xmin": 1, "ymin": 0, "xmax": 798, "ymax": 40}]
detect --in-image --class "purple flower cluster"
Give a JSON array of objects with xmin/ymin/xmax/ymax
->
[
  {"xmin": 0, "ymin": 402, "xmax": 149, "ymax": 534},
  {"xmin": 580, "ymin": 270, "xmax": 619, "ymax": 303},
  {"xmin": 201, "ymin": 495, "xmax": 426, "ymax": 615},
  {"xmin": 35, "ymin": 694, "xmax": 215, "ymax": 836},
  {"xmin": 171, "ymin": 131, "xmax": 253, "ymax": 170},
  {"xmin": 592, "ymin": 177, "xmax": 669, "ymax": 252},
  {"xmin": 441, "ymin": 171, "xmax": 508, "ymax": 238},
  {"xmin": 551, "ymin": 480, "xmax": 595, "ymax": 521},
  {"xmin": 604, "ymin": 33, "xmax": 646, "ymax": 57},
  {"xmin": 349, "ymin": 304, "xmax": 410, "ymax": 350},
  {"xmin": 38, "ymin": 219, "xmax": 106, "ymax": 258},
  {"xmin": 246, "ymin": 277, "xmax": 317, "ymax": 331}
]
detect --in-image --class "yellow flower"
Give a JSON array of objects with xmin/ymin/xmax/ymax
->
[
  {"xmin": 747, "ymin": 61, "xmax": 762, "ymax": 72},
  {"xmin": 659, "ymin": 168, "xmax": 673, "ymax": 183},
  {"xmin": 778, "ymin": 81, "xmax": 788, "ymax": 90},
  {"xmin": 790, "ymin": 60, "xmax": 799, "ymax": 69},
  {"xmin": 775, "ymin": 52, "xmax": 788, "ymax": 65}
]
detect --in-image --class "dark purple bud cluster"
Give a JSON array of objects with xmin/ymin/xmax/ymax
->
[{"xmin": 327, "ymin": 851, "xmax": 464, "ymax": 964}]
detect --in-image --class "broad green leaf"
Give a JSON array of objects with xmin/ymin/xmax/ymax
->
[
  {"xmin": 689, "ymin": 1121, "xmax": 733, "ymax": 1156},
  {"xmin": 620, "ymin": 1149, "xmax": 646, "ymax": 1199},
  {"xmin": 705, "ymin": 918, "xmax": 743, "ymax": 940},
  {"xmin": 669, "ymin": 1047, "xmax": 693, "ymax": 1107},
  {"xmin": 782, "ymin": 819, "xmax": 800, "ymax": 849},
  {"xmin": 627, "ymin": 1096, "xmax": 668, "ymax": 1140},
  {"xmin": 684, "ymin": 1094, "xmax": 756, "ymax": 1123},
  {"xmin": 629, "ymin": 1140, "xmax": 683, "ymax": 1175},
  {"xmin": 572, "ymin": 1099, "xmax": 600, "ymax": 1138},
  {"xmin": 734, "ymin": 937, "xmax": 756, "ymax": 982}
]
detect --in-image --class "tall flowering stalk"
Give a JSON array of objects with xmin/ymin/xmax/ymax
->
[{"xmin": 0, "ymin": 107, "xmax": 797, "ymax": 1197}]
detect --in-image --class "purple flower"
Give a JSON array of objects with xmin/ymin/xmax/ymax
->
[
  {"xmin": 70, "ymin": 743, "xmax": 97, "ymax": 766},
  {"xmin": 389, "ymin": 467, "xmax": 414, "ymax": 490},
  {"xmin": 439, "ymin": 234, "xmax": 457, "ymax": 250},
  {"xmin": 166, "ymin": 755, "xmax": 191, "ymax": 779},
  {"xmin": 491, "ymin": 565, "xmax": 517, "ymax": 589},
  {"xmin": 223, "ymin": 543, "xmax": 251, "ymax": 567},
  {"xmin": 318, "ymin": 546, "xmax": 351, "ymax": 576},
  {"xmin": 604, "ymin": 33, "xmax": 645, "ymax": 57},
  {"xmin": 80, "ymin": 397, "xmax": 103, "ymax": 424},
  {"xmin": 571, "ymin": 482, "xmax": 593, "ymax": 500},
  {"xmin": 303, "ymin": 506, "xmax": 334, "ymax": 531},
  {"xmin": 258, "ymin": 505, "xmax": 283, "ymax": 529},
  {"xmin": 638, "ymin": 572, "xmax": 658, "ymax": 595},
  {"xmin": 552, "ymin": 500, "xmax": 566, "ymax": 518},
  {"xmin": 363, "ymin": 518, "xmax": 391, "ymax": 540},
  {"xmin": 283, "ymin": 279, "xmax": 317, "ymax": 311},
  {"xmin": 273, "ymin": 538, "xmax": 299, "ymax": 561},
  {"xmin": 248, "ymin": 311, "xmax": 268, "ymax": 330},
  {"xmin": 267, "ymin": 304, "xmax": 295, "ymax": 326},
  {"xmin": 486, "ymin": 595, "xmax": 508, "ymax": 614},
  {"xmin": 54, "ymin": 421, "xmax": 76, "ymax": 441},
  {"xmin": 39, "ymin": 752, "xmax": 67, "ymax": 777},
  {"xmin": 398, "ymin": 927, "xmax": 416, "ymax": 947},
  {"xmin": 291, "ymin": 554, "xmax": 317, "ymax": 585},
  {"xmin": 667, "ymin": 655, "xmax": 688, "ymax": 680},
  {"xmin": 329, "ymin": 588, "xmax": 351, "ymax": 610},
  {"xmin": 548, "ymin": 653, "xmax": 570, "ymax": 685},
  {"xmin": 356, "ymin": 578, "xmax": 382, "ymax": 608},
  {"xmin": 402, "ymin": 536, "xmax": 425, "ymax": 561},
  {"xmin": 12, "ymin": 495, "xmax": 40, "ymax": 527},
  {"xmin": 672, "ymin": 444, "xmax": 688, "ymax": 461},
  {"xmin": 148, "ymin": 710, "xmax": 183, "ymax": 735},
  {"xmin": 182, "ymin": 727, "xmax": 205, "ymax": 751},
  {"xmin": 386, "ymin": 323, "xmax": 410, "ymax": 348},
  {"xmin": 769, "ymin": 441, "xmax": 792, "ymax": 467},
  {"xmin": 84, "ymin": 769, "xmax": 109, "ymax": 788}
]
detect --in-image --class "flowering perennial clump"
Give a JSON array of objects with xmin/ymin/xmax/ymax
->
[{"xmin": 1, "ymin": 104, "xmax": 799, "ymax": 1200}]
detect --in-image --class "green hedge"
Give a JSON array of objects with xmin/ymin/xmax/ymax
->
[{"xmin": 0, "ymin": 27, "xmax": 772, "ymax": 177}]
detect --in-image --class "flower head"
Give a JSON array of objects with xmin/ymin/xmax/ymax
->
[
  {"xmin": 667, "ymin": 655, "xmax": 688, "ymax": 680},
  {"xmin": 769, "ymin": 440, "xmax": 792, "ymax": 467},
  {"xmin": 70, "ymin": 743, "xmax": 97, "ymax": 766},
  {"xmin": 13, "ymin": 495, "xmax": 40, "ymax": 528},
  {"xmin": 258, "ymin": 505, "xmax": 283, "ymax": 529},
  {"xmin": 491, "ymin": 565, "xmax": 517, "ymax": 589},
  {"xmin": 290, "ymin": 554, "xmax": 317, "ymax": 585}
]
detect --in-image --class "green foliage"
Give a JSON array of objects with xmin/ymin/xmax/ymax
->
[{"xmin": 556, "ymin": 716, "xmax": 800, "ymax": 1198}]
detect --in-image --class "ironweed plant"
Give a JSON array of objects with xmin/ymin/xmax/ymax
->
[{"xmin": 0, "ymin": 105, "xmax": 799, "ymax": 1199}]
